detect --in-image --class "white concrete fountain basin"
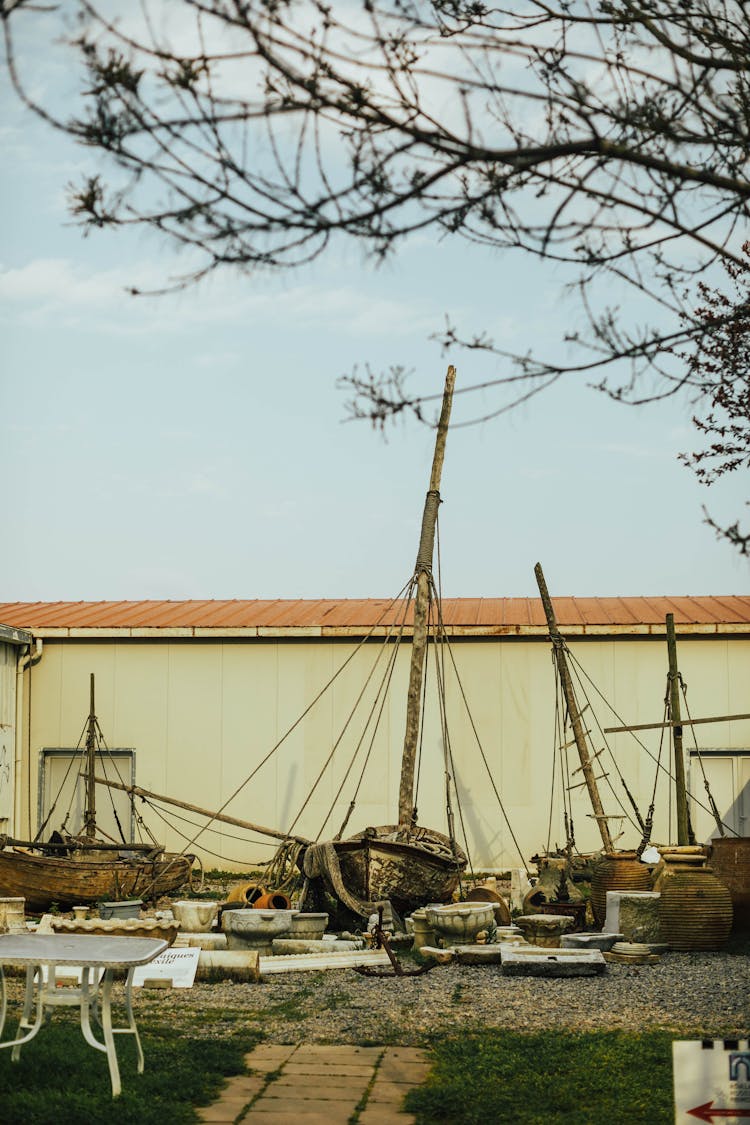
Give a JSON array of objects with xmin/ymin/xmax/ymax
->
[
  {"xmin": 425, "ymin": 902, "xmax": 495, "ymax": 944},
  {"xmin": 221, "ymin": 908, "xmax": 295, "ymax": 952}
]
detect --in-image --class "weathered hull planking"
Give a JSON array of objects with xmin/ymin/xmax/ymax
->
[{"xmin": 0, "ymin": 847, "xmax": 194, "ymax": 914}]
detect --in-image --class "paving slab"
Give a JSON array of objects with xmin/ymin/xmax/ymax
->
[
  {"xmin": 197, "ymin": 1095, "xmax": 257, "ymax": 1121},
  {"xmin": 295, "ymin": 1044, "xmax": 384, "ymax": 1058},
  {"xmin": 359, "ymin": 1110, "xmax": 417, "ymax": 1124},
  {"xmin": 378, "ymin": 1060, "xmax": 431, "ymax": 1082},
  {"xmin": 382, "ymin": 1048, "xmax": 429, "ymax": 1063},
  {"xmin": 268, "ymin": 1079, "xmax": 369, "ymax": 1100},
  {"xmin": 500, "ymin": 945, "xmax": 607, "ymax": 977},
  {"xmin": 244, "ymin": 1096, "xmax": 359, "ymax": 1118},
  {"xmin": 241, "ymin": 1113, "xmax": 352, "ymax": 1125},
  {"xmin": 368, "ymin": 1081, "xmax": 415, "ymax": 1104},
  {"xmin": 283, "ymin": 1061, "xmax": 374, "ymax": 1076}
]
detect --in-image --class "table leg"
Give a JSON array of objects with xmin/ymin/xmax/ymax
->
[
  {"xmin": 0, "ymin": 965, "xmax": 5, "ymax": 1039},
  {"xmin": 1, "ymin": 966, "xmax": 45, "ymax": 1060},
  {"xmin": 99, "ymin": 970, "xmax": 121, "ymax": 1098},
  {"xmin": 124, "ymin": 968, "xmax": 144, "ymax": 1073}
]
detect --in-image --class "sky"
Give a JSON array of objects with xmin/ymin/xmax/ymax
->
[{"xmin": 0, "ymin": 9, "xmax": 748, "ymax": 603}]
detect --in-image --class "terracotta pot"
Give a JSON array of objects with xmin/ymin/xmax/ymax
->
[
  {"xmin": 224, "ymin": 882, "xmax": 265, "ymax": 906},
  {"xmin": 654, "ymin": 854, "xmax": 733, "ymax": 951},
  {"xmin": 253, "ymin": 892, "xmax": 292, "ymax": 910},
  {"xmin": 709, "ymin": 836, "xmax": 750, "ymax": 932},
  {"xmin": 590, "ymin": 852, "xmax": 652, "ymax": 928}
]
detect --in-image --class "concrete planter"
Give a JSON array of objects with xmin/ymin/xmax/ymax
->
[
  {"xmin": 172, "ymin": 899, "xmax": 219, "ymax": 932},
  {"xmin": 425, "ymin": 902, "xmax": 495, "ymax": 945},
  {"xmin": 222, "ymin": 908, "xmax": 295, "ymax": 954}
]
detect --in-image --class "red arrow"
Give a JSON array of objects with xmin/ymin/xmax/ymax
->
[{"xmin": 688, "ymin": 1102, "xmax": 750, "ymax": 1122}]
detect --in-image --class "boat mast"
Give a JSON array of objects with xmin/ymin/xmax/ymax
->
[
  {"xmin": 83, "ymin": 672, "xmax": 97, "ymax": 836},
  {"xmin": 397, "ymin": 366, "xmax": 456, "ymax": 830},
  {"xmin": 534, "ymin": 563, "xmax": 614, "ymax": 853},
  {"xmin": 665, "ymin": 613, "xmax": 692, "ymax": 845}
]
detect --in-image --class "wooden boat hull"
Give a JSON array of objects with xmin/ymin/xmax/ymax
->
[
  {"xmin": 0, "ymin": 847, "xmax": 194, "ymax": 914},
  {"xmin": 318, "ymin": 824, "xmax": 467, "ymax": 917}
]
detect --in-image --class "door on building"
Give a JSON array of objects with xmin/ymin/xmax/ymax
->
[
  {"xmin": 38, "ymin": 749, "xmax": 136, "ymax": 842},
  {"xmin": 688, "ymin": 750, "xmax": 750, "ymax": 842}
]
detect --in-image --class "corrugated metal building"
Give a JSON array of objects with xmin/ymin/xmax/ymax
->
[{"xmin": 0, "ymin": 596, "xmax": 748, "ymax": 871}]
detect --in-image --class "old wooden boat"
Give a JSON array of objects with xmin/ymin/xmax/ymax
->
[{"xmin": 0, "ymin": 675, "xmax": 195, "ymax": 913}]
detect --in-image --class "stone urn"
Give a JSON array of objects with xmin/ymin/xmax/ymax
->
[
  {"xmin": 515, "ymin": 914, "xmax": 574, "ymax": 948},
  {"xmin": 222, "ymin": 908, "xmax": 295, "ymax": 955},
  {"xmin": 653, "ymin": 848, "xmax": 733, "ymax": 951},
  {"xmin": 425, "ymin": 902, "xmax": 495, "ymax": 946},
  {"xmin": 172, "ymin": 899, "xmax": 219, "ymax": 933},
  {"xmin": 289, "ymin": 912, "xmax": 328, "ymax": 940},
  {"xmin": 590, "ymin": 852, "xmax": 652, "ymax": 928},
  {"xmin": 410, "ymin": 908, "xmax": 438, "ymax": 952}
]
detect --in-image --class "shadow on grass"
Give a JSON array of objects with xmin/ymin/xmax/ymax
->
[
  {"xmin": 405, "ymin": 1029, "xmax": 676, "ymax": 1125},
  {"xmin": 0, "ymin": 1011, "xmax": 261, "ymax": 1124}
]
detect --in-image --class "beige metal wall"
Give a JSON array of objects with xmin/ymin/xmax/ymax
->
[
  {"xmin": 0, "ymin": 643, "xmax": 17, "ymax": 828},
  {"xmin": 17, "ymin": 633, "xmax": 750, "ymax": 870}
]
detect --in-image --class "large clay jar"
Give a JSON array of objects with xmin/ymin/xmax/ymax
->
[
  {"xmin": 590, "ymin": 852, "xmax": 652, "ymax": 928},
  {"xmin": 709, "ymin": 836, "xmax": 750, "ymax": 933},
  {"xmin": 654, "ymin": 850, "xmax": 733, "ymax": 951}
]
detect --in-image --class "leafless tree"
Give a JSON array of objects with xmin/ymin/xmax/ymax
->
[{"xmin": 3, "ymin": 0, "xmax": 748, "ymax": 539}]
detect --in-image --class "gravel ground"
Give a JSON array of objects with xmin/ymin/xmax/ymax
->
[{"xmin": 6, "ymin": 949, "xmax": 743, "ymax": 1044}]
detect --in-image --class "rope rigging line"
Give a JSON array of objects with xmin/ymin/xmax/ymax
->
[
  {"xmin": 432, "ymin": 579, "xmax": 531, "ymax": 877},
  {"xmin": 564, "ymin": 645, "xmax": 737, "ymax": 836},
  {"xmin": 637, "ymin": 694, "xmax": 669, "ymax": 855},
  {"xmin": 34, "ymin": 715, "xmax": 90, "ymax": 841},
  {"xmin": 430, "ymin": 596, "xmax": 472, "ymax": 890},
  {"xmin": 156, "ymin": 580, "xmax": 416, "ymax": 864},
  {"xmin": 425, "ymin": 528, "xmax": 471, "ymax": 891},
  {"xmin": 333, "ymin": 603, "xmax": 412, "ymax": 839},
  {"xmin": 283, "ymin": 583, "xmax": 418, "ymax": 843},
  {"xmin": 562, "ymin": 646, "xmax": 642, "ymax": 836},
  {"xmin": 316, "ymin": 589, "xmax": 413, "ymax": 841},
  {"xmin": 679, "ymin": 675, "xmax": 730, "ymax": 837},
  {"xmin": 141, "ymin": 801, "xmax": 273, "ymax": 868}
]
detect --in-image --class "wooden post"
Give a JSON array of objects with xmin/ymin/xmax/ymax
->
[
  {"xmin": 94, "ymin": 776, "xmax": 312, "ymax": 845},
  {"xmin": 83, "ymin": 673, "xmax": 97, "ymax": 836},
  {"xmin": 398, "ymin": 366, "xmax": 456, "ymax": 829},
  {"xmin": 534, "ymin": 563, "xmax": 614, "ymax": 853},
  {"xmin": 666, "ymin": 613, "xmax": 691, "ymax": 846}
]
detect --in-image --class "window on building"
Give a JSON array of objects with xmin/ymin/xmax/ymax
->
[
  {"xmin": 38, "ymin": 748, "xmax": 136, "ymax": 843},
  {"xmin": 688, "ymin": 750, "xmax": 750, "ymax": 842}
]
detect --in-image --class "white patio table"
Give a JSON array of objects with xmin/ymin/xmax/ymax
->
[{"xmin": 0, "ymin": 932, "xmax": 167, "ymax": 1097}]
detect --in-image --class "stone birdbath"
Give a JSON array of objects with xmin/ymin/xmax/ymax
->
[
  {"xmin": 425, "ymin": 902, "xmax": 495, "ymax": 946},
  {"xmin": 222, "ymin": 908, "xmax": 295, "ymax": 955},
  {"xmin": 515, "ymin": 913, "xmax": 574, "ymax": 948}
]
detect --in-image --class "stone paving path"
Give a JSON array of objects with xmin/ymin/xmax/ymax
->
[{"xmin": 196, "ymin": 1043, "xmax": 430, "ymax": 1124}]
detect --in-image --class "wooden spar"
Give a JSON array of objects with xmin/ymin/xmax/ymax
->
[
  {"xmin": 83, "ymin": 673, "xmax": 97, "ymax": 836},
  {"xmin": 534, "ymin": 563, "xmax": 614, "ymax": 853},
  {"xmin": 94, "ymin": 775, "xmax": 312, "ymax": 846},
  {"xmin": 397, "ymin": 366, "xmax": 456, "ymax": 829},
  {"xmin": 604, "ymin": 712, "xmax": 750, "ymax": 734},
  {"xmin": 666, "ymin": 613, "xmax": 691, "ymax": 845}
]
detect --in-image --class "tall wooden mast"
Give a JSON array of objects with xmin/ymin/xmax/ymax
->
[
  {"xmin": 534, "ymin": 563, "xmax": 614, "ymax": 853},
  {"xmin": 397, "ymin": 366, "xmax": 456, "ymax": 829},
  {"xmin": 665, "ymin": 613, "xmax": 691, "ymax": 845},
  {"xmin": 83, "ymin": 672, "xmax": 97, "ymax": 836}
]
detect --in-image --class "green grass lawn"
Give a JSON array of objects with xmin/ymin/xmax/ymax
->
[
  {"xmin": 405, "ymin": 1029, "xmax": 677, "ymax": 1125},
  {"xmin": 0, "ymin": 1012, "xmax": 260, "ymax": 1125}
]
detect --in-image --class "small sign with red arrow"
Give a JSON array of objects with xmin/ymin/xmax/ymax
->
[{"xmin": 674, "ymin": 1040, "xmax": 750, "ymax": 1124}]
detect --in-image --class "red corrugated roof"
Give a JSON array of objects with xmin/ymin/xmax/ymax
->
[{"xmin": 1, "ymin": 595, "xmax": 748, "ymax": 632}]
